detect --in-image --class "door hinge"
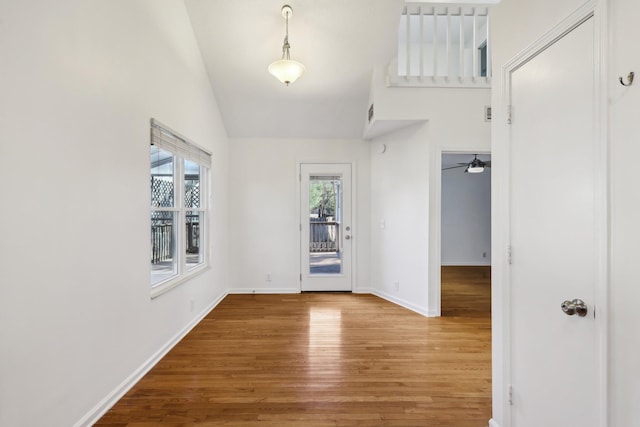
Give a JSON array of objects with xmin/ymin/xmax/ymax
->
[
  {"xmin": 300, "ymin": 273, "xmax": 302, "ymax": 281},
  {"xmin": 299, "ymin": 223, "xmax": 302, "ymax": 231},
  {"xmin": 507, "ymin": 245, "xmax": 513, "ymax": 265},
  {"xmin": 508, "ymin": 384, "xmax": 514, "ymax": 405},
  {"xmin": 299, "ymin": 173, "xmax": 301, "ymax": 182},
  {"xmin": 507, "ymin": 105, "xmax": 513, "ymax": 124}
]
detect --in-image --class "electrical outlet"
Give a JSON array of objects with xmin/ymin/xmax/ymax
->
[
  {"xmin": 482, "ymin": 252, "xmax": 487, "ymax": 258},
  {"xmin": 189, "ymin": 299, "xmax": 195, "ymax": 312},
  {"xmin": 265, "ymin": 272, "xmax": 272, "ymax": 282},
  {"xmin": 394, "ymin": 281, "xmax": 400, "ymax": 291}
]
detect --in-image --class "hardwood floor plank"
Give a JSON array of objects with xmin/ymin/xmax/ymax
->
[{"xmin": 97, "ymin": 272, "xmax": 491, "ymax": 426}]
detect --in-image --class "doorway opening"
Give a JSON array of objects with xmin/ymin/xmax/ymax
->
[{"xmin": 440, "ymin": 152, "xmax": 491, "ymax": 317}]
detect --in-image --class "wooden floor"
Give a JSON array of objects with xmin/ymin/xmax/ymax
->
[{"xmin": 97, "ymin": 267, "xmax": 491, "ymax": 426}]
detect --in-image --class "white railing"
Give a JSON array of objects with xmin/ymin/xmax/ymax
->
[{"xmin": 388, "ymin": 3, "xmax": 491, "ymax": 88}]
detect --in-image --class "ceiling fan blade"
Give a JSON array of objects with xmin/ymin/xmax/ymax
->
[
  {"xmin": 456, "ymin": 159, "xmax": 491, "ymax": 165},
  {"xmin": 442, "ymin": 165, "xmax": 467, "ymax": 171}
]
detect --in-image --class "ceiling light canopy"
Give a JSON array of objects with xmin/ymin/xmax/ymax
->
[{"xmin": 268, "ymin": 5, "xmax": 305, "ymax": 86}]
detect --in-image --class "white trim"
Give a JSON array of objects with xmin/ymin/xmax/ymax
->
[
  {"xmin": 74, "ymin": 291, "xmax": 228, "ymax": 427},
  {"xmin": 227, "ymin": 287, "xmax": 300, "ymax": 294},
  {"xmin": 150, "ymin": 264, "xmax": 210, "ymax": 299},
  {"xmin": 442, "ymin": 262, "xmax": 491, "ymax": 266},
  {"xmin": 429, "ymin": 148, "xmax": 443, "ymax": 317},
  {"xmin": 368, "ymin": 288, "xmax": 434, "ymax": 317},
  {"xmin": 495, "ymin": 1, "xmax": 608, "ymax": 426},
  {"xmin": 502, "ymin": 2, "xmax": 595, "ymax": 73},
  {"xmin": 488, "ymin": 419, "xmax": 501, "ymax": 427},
  {"xmin": 594, "ymin": 0, "xmax": 609, "ymax": 424},
  {"xmin": 351, "ymin": 161, "xmax": 358, "ymax": 291}
]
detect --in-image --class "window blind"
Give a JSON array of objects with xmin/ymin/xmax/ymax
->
[{"xmin": 150, "ymin": 118, "xmax": 211, "ymax": 168}]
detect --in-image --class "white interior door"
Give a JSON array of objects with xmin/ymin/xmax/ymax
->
[
  {"xmin": 509, "ymin": 17, "xmax": 600, "ymax": 426},
  {"xmin": 300, "ymin": 163, "xmax": 352, "ymax": 291}
]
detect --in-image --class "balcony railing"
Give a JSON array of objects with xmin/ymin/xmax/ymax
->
[
  {"xmin": 310, "ymin": 220, "xmax": 340, "ymax": 253},
  {"xmin": 388, "ymin": 3, "xmax": 491, "ymax": 88},
  {"xmin": 151, "ymin": 222, "xmax": 173, "ymax": 264},
  {"xmin": 151, "ymin": 221, "xmax": 200, "ymax": 264}
]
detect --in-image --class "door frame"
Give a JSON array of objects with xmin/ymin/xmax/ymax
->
[
  {"xmin": 430, "ymin": 148, "xmax": 492, "ymax": 318},
  {"xmin": 493, "ymin": 1, "xmax": 609, "ymax": 426},
  {"xmin": 297, "ymin": 162, "xmax": 357, "ymax": 292}
]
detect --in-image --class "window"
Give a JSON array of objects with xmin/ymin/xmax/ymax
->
[{"xmin": 150, "ymin": 119, "xmax": 211, "ymax": 295}]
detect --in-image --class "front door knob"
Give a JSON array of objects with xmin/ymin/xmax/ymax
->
[{"xmin": 561, "ymin": 299, "xmax": 588, "ymax": 317}]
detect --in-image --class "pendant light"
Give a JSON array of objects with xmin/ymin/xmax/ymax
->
[{"xmin": 268, "ymin": 5, "xmax": 305, "ymax": 86}]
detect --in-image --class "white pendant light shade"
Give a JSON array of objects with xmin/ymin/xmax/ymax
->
[
  {"xmin": 268, "ymin": 59, "xmax": 305, "ymax": 86},
  {"xmin": 466, "ymin": 164, "xmax": 485, "ymax": 173}
]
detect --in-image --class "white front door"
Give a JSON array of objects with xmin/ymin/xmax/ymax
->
[
  {"xmin": 509, "ymin": 16, "xmax": 600, "ymax": 426},
  {"xmin": 300, "ymin": 163, "xmax": 353, "ymax": 291}
]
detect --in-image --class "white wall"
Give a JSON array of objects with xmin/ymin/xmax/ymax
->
[
  {"xmin": 367, "ymin": 65, "xmax": 491, "ymax": 316},
  {"xmin": 0, "ymin": 1, "xmax": 229, "ymax": 426},
  {"xmin": 369, "ymin": 124, "xmax": 431, "ymax": 314},
  {"xmin": 441, "ymin": 161, "xmax": 491, "ymax": 266},
  {"xmin": 228, "ymin": 138, "xmax": 371, "ymax": 293},
  {"xmin": 609, "ymin": 0, "xmax": 640, "ymax": 424},
  {"xmin": 491, "ymin": 0, "xmax": 640, "ymax": 425}
]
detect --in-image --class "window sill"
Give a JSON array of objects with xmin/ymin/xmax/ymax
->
[{"xmin": 150, "ymin": 264, "xmax": 210, "ymax": 299}]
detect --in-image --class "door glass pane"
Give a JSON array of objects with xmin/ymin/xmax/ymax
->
[{"xmin": 309, "ymin": 175, "xmax": 342, "ymax": 274}]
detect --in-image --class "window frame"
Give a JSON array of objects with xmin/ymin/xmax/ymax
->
[{"xmin": 150, "ymin": 118, "xmax": 211, "ymax": 298}]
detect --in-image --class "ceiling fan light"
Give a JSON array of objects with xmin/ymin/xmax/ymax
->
[
  {"xmin": 467, "ymin": 165, "xmax": 485, "ymax": 173},
  {"xmin": 466, "ymin": 156, "xmax": 485, "ymax": 173},
  {"xmin": 268, "ymin": 59, "xmax": 305, "ymax": 86}
]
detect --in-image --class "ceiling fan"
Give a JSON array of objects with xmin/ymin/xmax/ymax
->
[{"xmin": 442, "ymin": 154, "xmax": 491, "ymax": 173}]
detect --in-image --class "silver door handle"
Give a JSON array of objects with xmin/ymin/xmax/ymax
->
[
  {"xmin": 561, "ymin": 299, "xmax": 588, "ymax": 317},
  {"xmin": 345, "ymin": 235, "xmax": 351, "ymax": 240}
]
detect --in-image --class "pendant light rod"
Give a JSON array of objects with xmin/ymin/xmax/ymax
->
[{"xmin": 282, "ymin": 6, "xmax": 291, "ymax": 60}]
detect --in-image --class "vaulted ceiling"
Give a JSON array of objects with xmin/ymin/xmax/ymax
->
[
  {"xmin": 185, "ymin": 0, "xmax": 498, "ymax": 139},
  {"xmin": 185, "ymin": 0, "xmax": 405, "ymax": 139}
]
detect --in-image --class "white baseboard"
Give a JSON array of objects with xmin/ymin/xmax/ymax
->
[
  {"xmin": 227, "ymin": 287, "xmax": 300, "ymax": 294},
  {"xmin": 489, "ymin": 418, "xmax": 501, "ymax": 427},
  {"xmin": 441, "ymin": 262, "xmax": 492, "ymax": 266},
  {"xmin": 369, "ymin": 289, "xmax": 433, "ymax": 317},
  {"xmin": 74, "ymin": 291, "xmax": 228, "ymax": 427}
]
